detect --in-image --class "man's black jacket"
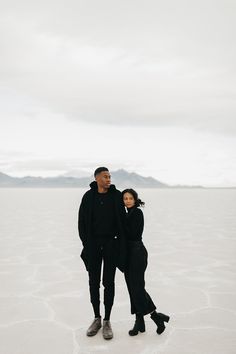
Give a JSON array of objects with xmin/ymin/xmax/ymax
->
[{"xmin": 78, "ymin": 181, "xmax": 127, "ymax": 272}]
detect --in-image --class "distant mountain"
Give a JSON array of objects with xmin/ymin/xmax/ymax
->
[
  {"xmin": 111, "ymin": 169, "xmax": 167, "ymax": 188},
  {"xmin": 0, "ymin": 172, "xmax": 16, "ymax": 185},
  {"xmin": 0, "ymin": 170, "xmax": 209, "ymax": 188},
  {"xmin": 0, "ymin": 169, "xmax": 168, "ymax": 188}
]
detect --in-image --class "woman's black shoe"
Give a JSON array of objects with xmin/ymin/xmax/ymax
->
[
  {"xmin": 150, "ymin": 311, "xmax": 170, "ymax": 334},
  {"xmin": 129, "ymin": 314, "xmax": 145, "ymax": 336}
]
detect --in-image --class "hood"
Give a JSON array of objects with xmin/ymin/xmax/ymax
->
[{"xmin": 89, "ymin": 180, "xmax": 116, "ymax": 192}]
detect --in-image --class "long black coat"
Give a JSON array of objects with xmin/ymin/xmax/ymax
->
[{"xmin": 78, "ymin": 181, "xmax": 127, "ymax": 272}]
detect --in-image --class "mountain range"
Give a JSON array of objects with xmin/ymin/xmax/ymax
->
[{"xmin": 0, "ymin": 169, "xmax": 203, "ymax": 188}]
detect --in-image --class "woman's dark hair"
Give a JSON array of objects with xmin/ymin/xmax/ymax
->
[{"xmin": 121, "ymin": 188, "xmax": 145, "ymax": 207}]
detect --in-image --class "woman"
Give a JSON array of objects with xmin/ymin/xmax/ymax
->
[{"xmin": 122, "ymin": 188, "xmax": 170, "ymax": 336}]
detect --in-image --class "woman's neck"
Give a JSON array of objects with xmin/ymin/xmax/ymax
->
[{"xmin": 127, "ymin": 205, "xmax": 135, "ymax": 212}]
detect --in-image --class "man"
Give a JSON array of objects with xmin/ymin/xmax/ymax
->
[{"xmin": 78, "ymin": 167, "xmax": 126, "ymax": 340}]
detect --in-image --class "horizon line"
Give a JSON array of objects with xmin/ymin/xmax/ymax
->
[{"xmin": 1, "ymin": 170, "xmax": 236, "ymax": 189}]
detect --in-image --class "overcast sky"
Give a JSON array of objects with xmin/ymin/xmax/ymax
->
[{"xmin": 0, "ymin": 0, "xmax": 236, "ymax": 186}]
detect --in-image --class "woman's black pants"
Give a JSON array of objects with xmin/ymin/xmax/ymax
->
[{"xmin": 125, "ymin": 240, "xmax": 156, "ymax": 316}]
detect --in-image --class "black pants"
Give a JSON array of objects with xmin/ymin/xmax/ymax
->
[
  {"xmin": 125, "ymin": 240, "xmax": 156, "ymax": 316},
  {"xmin": 88, "ymin": 237, "xmax": 117, "ymax": 315}
]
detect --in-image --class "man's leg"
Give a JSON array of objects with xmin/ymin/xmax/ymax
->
[
  {"xmin": 102, "ymin": 239, "xmax": 117, "ymax": 321},
  {"xmin": 88, "ymin": 241, "xmax": 103, "ymax": 318},
  {"xmin": 100, "ymin": 238, "xmax": 116, "ymax": 340},
  {"xmin": 86, "ymin": 241, "xmax": 103, "ymax": 336}
]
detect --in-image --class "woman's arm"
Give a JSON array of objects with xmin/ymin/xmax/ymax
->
[{"xmin": 130, "ymin": 208, "xmax": 144, "ymax": 239}]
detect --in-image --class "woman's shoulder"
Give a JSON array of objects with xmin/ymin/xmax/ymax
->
[
  {"xmin": 132, "ymin": 207, "xmax": 144, "ymax": 218},
  {"xmin": 130, "ymin": 207, "xmax": 144, "ymax": 227}
]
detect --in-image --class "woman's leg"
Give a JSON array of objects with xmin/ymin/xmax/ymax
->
[
  {"xmin": 128, "ymin": 313, "xmax": 145, "ymax": 336},
  {"xmin": 124, "ymin": 268, "xmax": 137, "ymax": 315},
  {"xmin": 150, "ymin": 311, "xmax": 170, "ymax": 334},
  {"xmin": 128, "ymin": 244, "xmax": 156, "ymax": 316},
  {"xmin": 125, "ymin": 242, "xmax": 156, "ymax": 336}
]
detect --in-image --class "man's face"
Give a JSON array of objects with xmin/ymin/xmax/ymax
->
[{"xmin": 96, "ymin": 171, "xmax": 111, "ymax": 189}]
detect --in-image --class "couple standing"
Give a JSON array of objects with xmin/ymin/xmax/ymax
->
[{"xmin": 78, "ymin": 167, "xmax": 170, "ymax": 340}]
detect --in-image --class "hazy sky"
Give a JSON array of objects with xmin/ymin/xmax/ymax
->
[{"xmin": 1, "ymin": 0, "xmax": 236, "ymax": 186}]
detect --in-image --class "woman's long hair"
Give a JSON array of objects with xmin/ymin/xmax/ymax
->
[{"xmin": 121, "ymin": 188, "xmax": 145, "ymax": 207}]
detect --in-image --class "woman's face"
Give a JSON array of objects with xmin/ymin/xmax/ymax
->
[{"xmin": 123, "ymin": 192, "xmax": 135, "ymax": 208}]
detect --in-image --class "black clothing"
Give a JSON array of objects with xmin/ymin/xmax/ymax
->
[
  {"xmin": 78, "ymin": 181, "xmax": 127, "ymax": 319},
  {"xmin": 92, "ymin": 190, "xmax": 117, "ymax": 237},
  {"xmin": 129, "ymin": 313, "xmax": 145, "ymax": 336},
  {"xmin": 125, "ymin": 207, "xmax": 156, "ymax": 315},
  {"xmin": 78, "ymin": 181, "xmax": 127, "ymax": 272},
  {"xmin": 126, "ymin": 206, "xmax": 144, "ymax": 241},
  {"xmin": 88, "ymin": 237, "xmax": 117, "ymax": 320}
]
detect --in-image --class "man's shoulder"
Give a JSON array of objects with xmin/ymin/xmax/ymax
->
[
  {"xmin": 81, "ymin": 189, "xmax": 93, "ymax": 200},
  {"xmin": 109, "ymin": 184, "xmax": 121, "ymax": 195},
  {"xmin": 114, "ymin": 189, "xmax": 122, "ymax": 200},
  {"xmin": 114, "ymin": 189, "xmax": 122, "ymax": 195}
]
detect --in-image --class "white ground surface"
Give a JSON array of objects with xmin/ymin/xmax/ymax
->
[{"xmin": 0, "ymin": 188, "xmax": 235, "ymax": 354}]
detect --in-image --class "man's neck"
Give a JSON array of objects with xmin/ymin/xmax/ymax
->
[{"xmin": 97, "ymin": 186, "xmax": 109, "ymax": 193}]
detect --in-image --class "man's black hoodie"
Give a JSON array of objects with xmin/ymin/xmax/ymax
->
[{"xmin": 78, "ymin": 181, "xmax": 127, "ymax": 272}]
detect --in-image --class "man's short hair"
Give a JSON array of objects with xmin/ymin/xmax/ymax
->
[{"xmin": 94, "ymin": 167, "xmax": 109, "ymax": 177}]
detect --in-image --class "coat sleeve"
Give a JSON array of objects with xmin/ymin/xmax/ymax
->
[
  {"xmin": 114, "ymin": 191, "xmax": 127, "ymax": 272},
  {"xmin": 116, "ymin": 191, "xmax": 127, "ymax": 232},
  {"xmin": 78, "ymin": 195, "xmax": 87, "ymax": 247},
  {"xmin": 131, "ymin": 208, "xmax": 144, "ymax": 239}
]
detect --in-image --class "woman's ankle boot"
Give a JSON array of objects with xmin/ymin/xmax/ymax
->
[
  {"xmin": 150, "ymin": 311, "xmax": 170, "ymax": 334},
  {"xmin": 129, "ymin": 314, "xmax": 146, "ymax": 336}
]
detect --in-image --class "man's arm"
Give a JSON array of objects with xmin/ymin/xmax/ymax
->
[
  {"xmin": 118, "ymin": 191, "xmax": 127, "ymax": 222},
  {"xmin": 78, "ymin": 195, "xmax": 87, "ymax": 247},
  {"xmin": 115, "ymin": 190, "xmax": 127, "ymax": 236}
]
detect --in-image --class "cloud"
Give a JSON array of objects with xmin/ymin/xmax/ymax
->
[
  {"xmin": 0, "ymin": 1, "xmax": 236, "ymax": 186},
  {"xmin": 0, "ymin": 0, "xmax": 235, "ymax": 133}
]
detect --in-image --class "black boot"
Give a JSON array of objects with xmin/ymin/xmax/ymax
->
[
  {"xmin": 150, "ymin": 311, "xmax": 170, "ymax": 334},
  {"xmin": 129, "ymin": 314, "xmax": 146, "ymax": 336}
]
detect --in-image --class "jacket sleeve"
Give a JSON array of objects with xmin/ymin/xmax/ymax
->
[
  {"xmin": 131, "ymin": 208, "xmax": 144, "ymax": 239},
  {"xmin": 114, "ymin": 191, "xmax": 127, "ymax": 272},
  {"xmin": 78, "ymin": 195, "xmax": 87, "ymax": 247},
  {"xmin": 117, "ymin": 191, "xmax": 127, "ymax": 233}
]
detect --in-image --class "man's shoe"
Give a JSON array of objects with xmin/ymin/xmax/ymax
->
[
  {"xmin": 102, "ymin": 320, "xmax": 113, "ymax": 340},
  {"xmin": 86, "ymin": 317, "xmax": 102, "ymax": 336}
]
